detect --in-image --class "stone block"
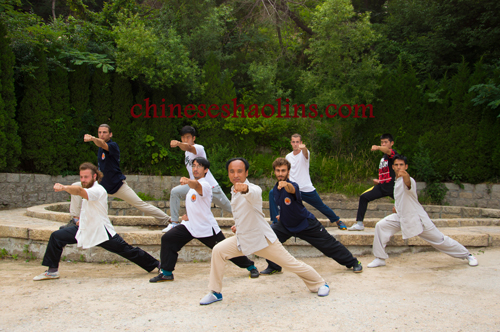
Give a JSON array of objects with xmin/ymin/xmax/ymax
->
[
  {"xmin": 157, "ymin": 201, "xmax": 165, "ymax": 208},
  {"xmin": 482, "ymin": 209, "xmax": 500, "ymax": 218},
  {"xmin": 0, "ymin": 225, "xmax": 29, "ymax": 239},
  {"xmin": 0, "ymin": 173, "xmax": 7, "ymax": 182},
  {"xmin": 449, "ymin": 191, "xmax": 459, "ymax": 198},
  {"xmin": 34, "ymin": 174, "xmax": 51, "ymax": 183},
  {"xmin": 125, "ymin": 209, "xmax": 142, "ymax": 216},
  {"xmin": 6, "ymin": 173, "xmax": 20, "ymax": 182},
  {"xmin": 489, "ymin": 233, "xmax": 500, "ymax": 247},
  {"xmin": 441, "ymin": 219, "xmax": 460, "ymax": 226},
  {"xmin": 29, "ymin": 228, "xmax": 55, "ymax": 241},
  {"xmin": 376, "ymin": 203, "xmax": 394, "ymax": 211},
  {"xmin": 19, "ymin": 174, "xmax": 34, "ymax": 183},
  {"xmin": 423, "ymin": 205, "xmax": 442, "ymax": 213},
  {"xmin": 491, "ymin": 184, "xmax": 500, "ymax": 193},
  {"xmin": 138, "ymin": 175, "xmax": 149, "ymax": 183},
  {"xmin": 472, "ymin": 192, "xmax": 484, "ymax": 199},
  {"xmin": 459, "ymin": 220, "xmax": 479, "ymax": 227},
  {"xmin": 462, "ymin": 183, "xmax": 474, "ymax": 191},
  {"xmin": 444, "ymin": 183, "xmax": 460, "ymax": 191},
  {"xmin": 474, "ymin": 184, "xmax": 488, "ymax": 193},
  {"xmin": 442, "ymin": 206, "xmax": 462, "ymax": 214},
  {"xmin": 459, "ymin": 192, "xmax": 474, "ymax": 199},
  {"xmin": 335, "ymin": 233, "xmax": 374, "ymax": 246},
  {"xmin": 110, "ymin": 201, "xmax": 132, "ymax": 209},
  {"xmin": 120, "ymin": 231, "xmax": 161, "ymax": 245},
  {"xmin": 462, "ymin": 208, "xmax": 482, "ymax": 218},
  {"xmin": 487, "ymin": 201, "xmax": 500, "ymax": 209}
]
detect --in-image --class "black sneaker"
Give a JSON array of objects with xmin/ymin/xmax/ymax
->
[
  {"xmin": 149, "ymin": 273, "xmax": 174, "ymax": 282},
  {"xmin": 352, "ymin": 261, "xmax": 363, "ymax": 273},
  {"xmin": 59, "ymin": 218, "xmax": 78, "ymax": 230},
  {"xmin": 249, "ymin": 268, "xmax": 259, "ymax": 278},
  {"xmin": 260, "ymin": 267, "xmax": 282, "ymax": 275}
]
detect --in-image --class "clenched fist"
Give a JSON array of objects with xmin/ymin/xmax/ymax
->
[
  {"xmin": 233, "ymin": 183, "xmax": 248, "ymax": 193},
  {"xmin": 277, "ymin": 181, "xmax": 288, "ymax": 190}
]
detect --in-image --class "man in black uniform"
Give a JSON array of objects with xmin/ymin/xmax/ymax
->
[{"xmin": 260, "ymin": 158, "xmax": 362, "ymax": 275}]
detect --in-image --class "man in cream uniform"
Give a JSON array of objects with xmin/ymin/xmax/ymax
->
[
  {"xmin": 166, "ymin": 126, "xmax": 231, "ymax": 231},
  {"xmin": 33, "ymin": 163, "xmax": 160, "ymax": 281},
  {"xmin": 367, "ymin": 155, "xmax": 478, "ymax": 268},
  {"xmin": 150, "ymin": 157, "xmax": 258, "ymax": 282},
  {"xmin": 200, "ymin": 158, "xmax": 329, "ymax": 305},
  {"xmin": 268, "ymin": 134, "xmax": 346, "ymax": 232}
]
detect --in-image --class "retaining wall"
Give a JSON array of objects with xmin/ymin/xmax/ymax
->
[{"xmin": 0, "ymin": 172, "xmax": 499, "ymax": 209}]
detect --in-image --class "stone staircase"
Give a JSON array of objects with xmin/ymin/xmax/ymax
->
[{"xmin": 0, "ymin": 196, "xmax": 499, "ymax": 264}]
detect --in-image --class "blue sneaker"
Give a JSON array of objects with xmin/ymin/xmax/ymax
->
[
  {"xmin": 336, "ymin": 220, "xmax": 347, "ymax": 230},
  {"xmin": 200, "ymin": 292, "xmax": 223, "ymax": 305}
]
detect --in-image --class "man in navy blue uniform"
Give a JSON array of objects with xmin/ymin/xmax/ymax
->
[
  {"xmin": 63, "ymin": 124, "xmax": 171, "ymax": 228},
  {"xmin": 260, "ymin": 157, "xmax": 362, "ymax": 275}
]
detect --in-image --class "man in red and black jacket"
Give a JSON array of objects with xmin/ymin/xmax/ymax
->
[{"xmin": 349, "ymin": 133, "xmax": 397, "ymax": 231}]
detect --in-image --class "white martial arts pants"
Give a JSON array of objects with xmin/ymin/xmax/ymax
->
[{"xmin": 373, "ymin": 215, "xmax": 470, "ymax": 260}]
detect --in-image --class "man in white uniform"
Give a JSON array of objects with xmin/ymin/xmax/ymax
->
[
  {"xmin": 367, "ymin": 155, "xmax": 478, "ymax": 268},
  {"xmin": 166, "ymin": 126, "xmax": 231, "ymax": 232},
  {"xmin": 268, "ymin": 134, "xmax": 346, "ymax": 234},
  {"xmin": 33, "ymin": 163, "xmax": 160, "ymax": 281},
  {"xmin": 150, "ymin": 157, "xmax": 258, "ymax": 282},
  {"xmin": 199, "ymin": 158, "xmax": 329, "ymax": 305}
]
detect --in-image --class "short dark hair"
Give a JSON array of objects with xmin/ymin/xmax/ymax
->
[
  {"xmin": 380, "ymin": 133, "xmax": 393, "ymax": 142},
  {"xmin": 291, "ymin": 133, "xmax": 302, "ymax": 141},
  {"xmin": 180, "ymin": 126, "xmax": 196, "ymax": 136},
  {"xmin": 99, "ymin": 124, "xmax": 111, "ymax": 133},
  {"xmin": 193, "ymin": 157, "xmax": 210, "ymax": 170},
  {"xmin": 394, "ymin": 154, "xmax": 408, "ymax": 165},
  {"xmin": 272, "ymin": 157, "xmax": 291, "ymax": 171},
  {"xmin": 226, "ymin": 157, "xmax": 249, "ymax": 171},
  {"xmin": 80, "ymin": 162, "xmax": 104, "ymax": 182}
]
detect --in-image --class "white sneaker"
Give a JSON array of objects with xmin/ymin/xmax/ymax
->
[
  {"xmin": 466, "ymin": 254, "xmax": 478, "ymax": 266},
  {"xmin": 317, "ymin": 284, "xmax": 330, "ymax": 297},
  {"xmin": 367, "ymin": 258, "xmax": 386, "ymax": 268},
  {"xmin": 348, "ymin": 223, "xmax": 365, "ymax": 231},
  {"xmin": 33, "ymin": 271, "xmax": 60, "ymax": 281},
  {"xmin": 200, "ymin": 292, "xmax": 223, "ymax": 305},
  {"xmin": 162, "ymin": 222, "xmax": 179, "ymax": 233}
]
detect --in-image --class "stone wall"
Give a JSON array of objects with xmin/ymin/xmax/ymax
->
[
  {"xmin": 1, "ymin": 172, "xmax": 498, "ymax": 209},
  {"xmin": 0, "ymin": 173, "xmax": 276, "ymax": 209}
]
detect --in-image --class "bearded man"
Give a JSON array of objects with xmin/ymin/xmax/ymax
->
[{"xmin": 33, "ymin": 162, "xmax": 160, "ymax": 281}]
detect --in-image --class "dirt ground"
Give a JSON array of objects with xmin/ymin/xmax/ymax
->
[{"xmin": 1, "ymin": 247, "xmax": 499, "ymax": 332}]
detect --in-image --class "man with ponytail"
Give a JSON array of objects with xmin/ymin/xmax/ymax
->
[{"xmin": 33, "ymin": 162, "xmax": 160, "ymax": 281}]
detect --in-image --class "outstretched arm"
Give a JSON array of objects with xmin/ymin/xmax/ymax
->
[
  {"xmin": 299, "ymin": 143, "xmax": 309, "ymax": 159},
  {"xmin": 180, "ymin": 177, "xmax": 203, "ymax": 195},
  {"xmin": 396, "ymin": 170, "xmax": 411, "ymax": 189},
  {"xmin": 170, "ymin": 140, "xmax": 196, "ymax": 154},
  {"xmin": 278, "ymin": 181, "xmax": 295, "ymax": 194},
  {"xmin": 84, "ymin": 134, "xmax": 108, "ymax": 151},
  {"xmin": 54, "ymin": 183, "xmax": 88, "ymax": 200},
  {"xmin": 371, "ymin": 145, "xmax": 392, "ymax": 155}
]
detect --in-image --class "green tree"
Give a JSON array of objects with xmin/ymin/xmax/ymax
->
[
  {"xmin": 91, "ymin": 68, "xmax": 112, "ymax": 125},
  {"xmin": 17, "ymin": 47, "xmax": 57, "ymax": 173},
  {"xmin": 50, "ymin": 64, "xmax": 78, "ymax": 173},
  {"xmin": 0, "ymin": 20, "xmax": 21, "ymax": 171}
]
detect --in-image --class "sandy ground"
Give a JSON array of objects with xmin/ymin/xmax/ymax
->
[{"xmin": 0, "ymin": 247, "xmax": 499, "ymax": 332}]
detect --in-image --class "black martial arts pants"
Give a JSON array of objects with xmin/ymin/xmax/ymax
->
[
  {"xmin": 266, "ymin": 218, "xmax": 358, "ymax": 271},
  {"xmin": 41, "ymin": 226, "xmax": 159, "ymax": 272},
  {"xmin": 160, "ymin": 224, "xmax": 254, "ymax": 272}
]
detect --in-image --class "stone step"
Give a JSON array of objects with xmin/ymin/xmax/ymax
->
[{"xmin": 1, "ymin": 208, "xmax": 499, "ymax": 264}]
